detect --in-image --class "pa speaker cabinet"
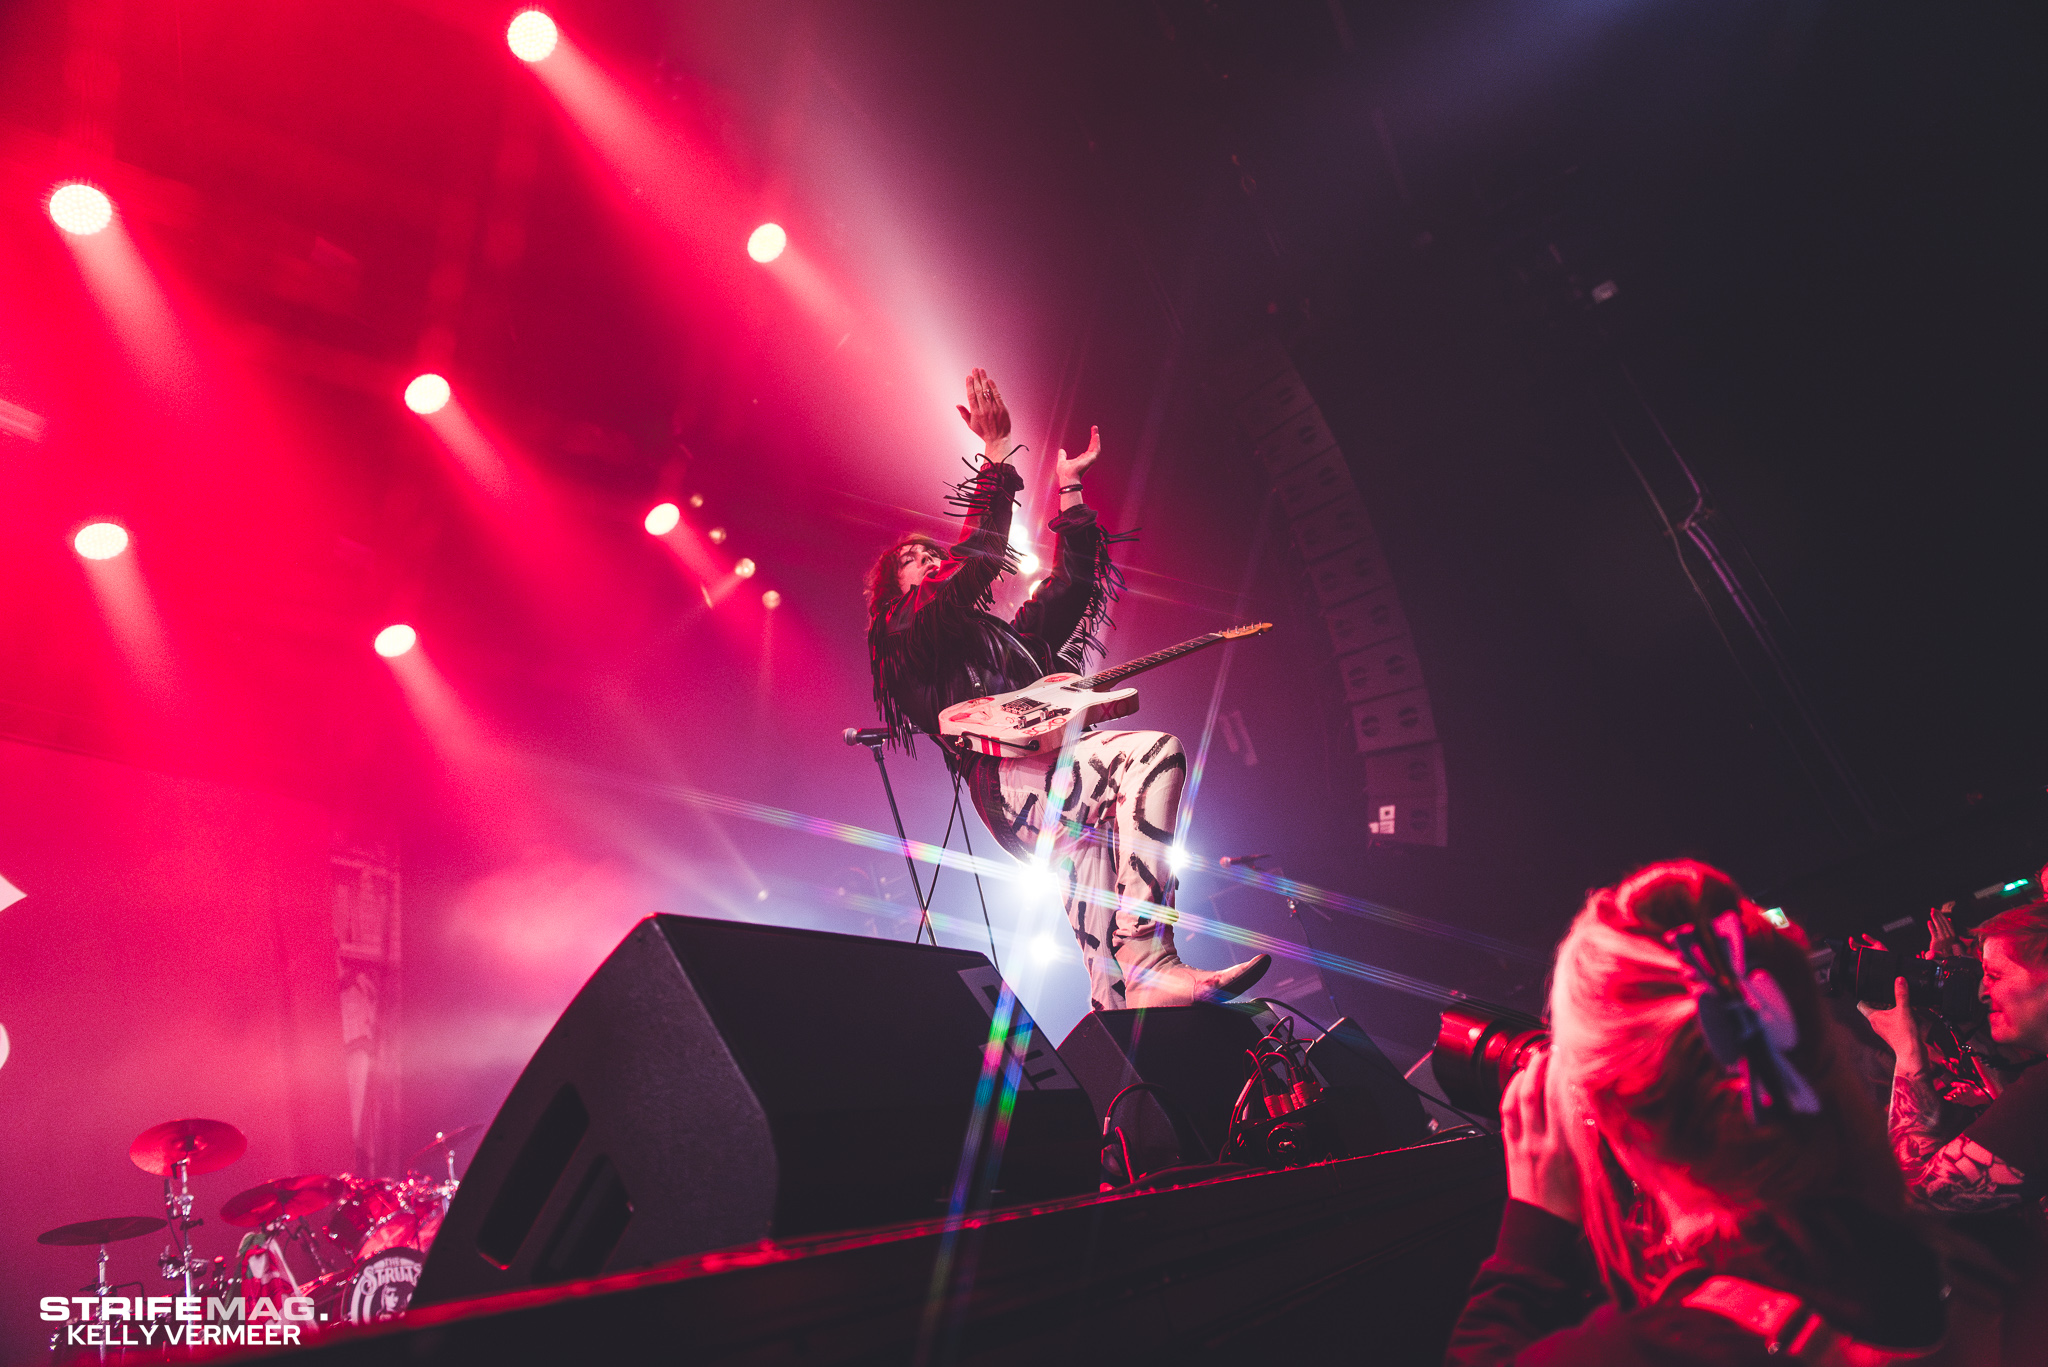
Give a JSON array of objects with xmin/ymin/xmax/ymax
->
[{"xmin": 414, "ymin": 916, "xmax": 1097, "ymax": 1306}]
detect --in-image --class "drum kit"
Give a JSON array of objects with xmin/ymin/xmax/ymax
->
[{"xmin": 37, "ymin": 1117, "xmax": 481, "ymax": 1355}]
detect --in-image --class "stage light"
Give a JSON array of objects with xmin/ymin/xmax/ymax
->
[
  {"xmin": 1016, "ymin": 550, "xmax": 1041, "ymax": 575},
  {"xmin": 734, "ymin": 558, "xmax": 757, "ymax": 579},
  {"xmin": 1168, "ymin": 845, "xmax": 1190, "ymax": 872},
  {"xmin": 747, "ymin": 223, "xmax": 787, "ymax": 263},
  {"xmin": 761, "ymin": 589, "xmax": 782, "ymax": 609},
  {"xmin": 506, "ymin": 9, "xmax": 559, "ymax": 62},
  {"xmin": 1030, "ymin": 934, "xmax": 1061, "ymax": 963},
  {"xmin": 708, "ymin": 527, "xmax": 727, "ymax": 544},
  {"xmin": 47, "ymin": 183, "xmax": 113, "ymax": 236},
  {"xmin": 1021, "ymin": 863, "xmax": 1061, "ymax": 902},
  {"xmin": 374, "ymin": 624, "xmax": 418, "ymax": 658},
  {"xmin": 404, "ymin": 373, "xmax": 451, "ymax": 415},
  {"xmin": 644, "ymin": 502, "xmax": 681, "ymax": 535},
  {"xmin": 73, "ymin": 522, "xmax": 129, "ymax": 560},
  {"xmin": 687, "ymin": 493, "xmax": 704, "ymax": 508}
]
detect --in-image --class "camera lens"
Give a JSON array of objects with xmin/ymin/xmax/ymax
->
[{"xmin": 1432, "ymin": 1004, "xmax": 1551, "ymax": 1115}]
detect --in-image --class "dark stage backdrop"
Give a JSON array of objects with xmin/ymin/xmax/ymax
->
[{"xmin": 0, "ymin": 739, "xmax": 350, "ymax": 1367}]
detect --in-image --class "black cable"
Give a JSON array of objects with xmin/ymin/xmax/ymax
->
[
  {"xmin": 950, "ymin": 770, "xmax": 999, "ymax": 971},
  {"xmin": 1254, "ymin": 996, "xmax": 1331, "ymax": 1038},
  {"xmin": 912, "ymin": 778, "xmax": 965, "ymax": 948},
  {"xmin": 1101, "ymin": 1083, "xmax": 1203, "ymax": 1178},
  {"xmin": 1112, "ymin": 1125, "xmax": 1136, "ymax": 1187}
]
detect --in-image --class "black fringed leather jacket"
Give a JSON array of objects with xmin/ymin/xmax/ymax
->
[{"xmin": 868, "ymin": 458, "xmax": 1124, "ymax": 759}]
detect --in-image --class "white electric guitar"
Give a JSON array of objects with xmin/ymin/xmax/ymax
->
[{"xmin": 938, "ymin": 623, "xmax": 1273, "ymax": 758}]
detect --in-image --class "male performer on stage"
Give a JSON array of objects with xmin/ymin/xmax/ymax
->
[{"xmin": 864, "ymin": 368, "xmax": 1269, "ymax": 1011}]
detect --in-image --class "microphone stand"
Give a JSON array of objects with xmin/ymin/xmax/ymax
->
[{"xmin": 849, "ymin": 731, "xmax": 934, "ymax": 945}]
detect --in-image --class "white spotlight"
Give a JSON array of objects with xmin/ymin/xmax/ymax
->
[
  {"xmin": 1021, "ymin": 862, "xmax": 1061, "ymax": 902},
  {"xmin": 747, "ymin": 223, "xmax": 787, "ymax": 263},
  {"xmin": 373, "ymin": 624, "xmax": 418, "ymax": 658},
  {"xmin": 73, "ymin": 522, "xmax": 129, "ymax": 560},
  {"xmin": 506, "ymin": 10, "xmax": 559, "ymax": 63},
  {"xmin": 404, "ymin": 373, "xmax": 451, "ymax": 415},
  {"xmin": 644, "ymin": 502, "xmax": 681, "ymax": 535},
  {"xmin": 47, "ymin": 183, "xmax": 113, "ymax": 237}
]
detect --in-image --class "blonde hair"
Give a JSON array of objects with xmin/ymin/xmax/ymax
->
[
  {"xmin": 1976, "ymin": 897, "xmax": 2048, "ymax": 969},
  {"xmin": 1548, "ymin": 860, "xmax": 1902, "ymax": 1305}
]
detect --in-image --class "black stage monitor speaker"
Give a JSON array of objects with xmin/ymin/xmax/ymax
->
[
  {"xmin": 1305, "ymin": 1016, "xmax": 1431, "ymax": 1154},
  {"xmin": 1059, "ymin": 1005, "xmax": 1430, "ymax": 1178},
  {"xmin": 414, "ymin": 916, "xmax": 1098, "ymax": 1307}
]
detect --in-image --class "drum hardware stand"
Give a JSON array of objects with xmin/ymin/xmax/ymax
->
[
  {"xmin": 67, "ymin": 1246, "xmax": 134, "ymax": 1365},
  {"xmin": 845, "ymin": 727, "xmax": 999, "ymax": 967},
  {"xmin": 158, "ymin": 1158, "xmax": 203, "ymax": 1300}
]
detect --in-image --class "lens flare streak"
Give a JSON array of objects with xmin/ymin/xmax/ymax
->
[{"xmin": 536, "ymin": 758, "xmax": 1474, "ymax": 1000}]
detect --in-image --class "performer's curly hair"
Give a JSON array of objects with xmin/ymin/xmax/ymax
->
[{"xmin": 863, "ymin": 533, "xmax": 946, "ymax": 617}]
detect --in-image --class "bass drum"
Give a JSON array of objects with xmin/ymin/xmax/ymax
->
[
  {"xmin": 327, "ymin": 1178, "xmax": 421, "ymax": 1261},
  {"xmin": 309, "ymin": 1248, "xmax": 424, "ymax": 1326}
]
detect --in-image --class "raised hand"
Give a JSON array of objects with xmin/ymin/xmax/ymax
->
[
  {"xmin": 1056, "ymin": 425, "xmax": 1101, "ymax": 487},
  {"xmin": 1500, "ymin": 1049, "xmax": 1581, "ymax": 1223},
  {"xmin": 1926, "ymin": 903, "xmax": 1963, "ymax": 959},
  {"xmin": 1858, "ymin": 978, "xmax": 1931, "ymax": 1076},
  {"xmin": 955, "ymin": 368, "xmax": 1012, "ymax": 457}
]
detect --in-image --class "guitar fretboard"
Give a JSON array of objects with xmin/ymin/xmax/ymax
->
[{"xmin": 1081, "ymin": 632, "xmax": 1233, "ymax": 691}]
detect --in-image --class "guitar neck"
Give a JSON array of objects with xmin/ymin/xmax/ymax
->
[{"xmin": 1080, "ymin": 633, "xmax": 1233, "ymax": 691}]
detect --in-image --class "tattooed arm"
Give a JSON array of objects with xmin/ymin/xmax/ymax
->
[{"xmin": 1887, "ymin": 1065, "xmax": 2030, "ymax": 1212}]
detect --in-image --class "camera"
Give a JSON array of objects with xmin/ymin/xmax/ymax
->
[
  {"xmin": 1821, "ymin": 939, "xmax": 1985, "ymax": 1028},
  {"xmin": 1431, "ymin": 1001, "xmax": 1550, "ymax": 1115}
]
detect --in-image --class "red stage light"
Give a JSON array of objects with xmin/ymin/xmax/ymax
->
[
  {"xmin": 734, "ymin": 558, "xmax": 757, "ymax": 579},
  {"xmin": 761, "ymin": 589, "xmax": 782, "ymax": 609},
  {"xmin": 747, "ymin": 223, "xmax": 787, "ymax": 263},
  {"xmin": 47, "ymin": 183, "xmax": 113, "ymax": 236},
  {"xmin": 374, "ymin": 624, "xmax": 418, "ymax": 658},
  {"xmin": 507, "ymin": 10, "xmax": 559, "ymax": 62},
  {"xmin": 707, "ymin": 527, "xmax": 727, "ymax": 544},
  {"xmin": 73, "ymin": 522, "xmax": 129, "ymax": 560},
  {"xmin": 644, "ymin": 502, "xmax": 681, "ymax": 535},
  {"xmin": 404, "ymin": 373, "xmax": 451, "ymax": 415},
  {"xmin": 688, "ymin": 493, "xmax": 704, "ymax": 508}
]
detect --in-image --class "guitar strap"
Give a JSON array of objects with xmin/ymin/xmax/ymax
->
[{"xmin": 1675, "ymin": 1276, "xmax": 1937, "ymax": 1364}]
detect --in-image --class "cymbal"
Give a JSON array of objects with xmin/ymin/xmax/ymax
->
[
  {"xmin": 406, "ymin": 1124, "xmax": 484, "ymax": 1174},
  {"xmin": 38, "ymin": 1216, "xmax": 167, "ymax": 1247},
  {"xmin": 129, "ymin": 1118, "xmax": 247, "ymax": 1177},
  {"xmin": 221, "ymin": 1174, "xmax": 347, "ymax": 1228}
]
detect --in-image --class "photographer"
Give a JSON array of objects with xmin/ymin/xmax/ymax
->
[
  {"xmin": 1447, "ymin": 861, "xmax": 1945, "ymax": 1364},
  {"xmin": 1859, "ymin": 900, "xmax": 2048, "ymax": 1216}
]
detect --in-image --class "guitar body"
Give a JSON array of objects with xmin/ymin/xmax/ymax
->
[
  {"xmin": 939, "ymin": 675, "xmax": 1141, "ymax": 758},
  {"xmin": 934, "ymin": 623, "xmax": 1270, "ymax": 759}
]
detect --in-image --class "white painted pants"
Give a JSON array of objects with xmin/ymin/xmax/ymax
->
[{"xmin": 967, "ymin": 730, "xmax": 1187, "ymax": 1010}]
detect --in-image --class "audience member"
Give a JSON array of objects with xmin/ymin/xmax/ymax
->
[{"xmin": 1446, "ymin": 860, "xmax": 1946, "ymax": 1364}]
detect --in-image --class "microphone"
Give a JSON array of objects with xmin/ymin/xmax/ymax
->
[
  {"xmin": 843, "ymin": 727, "xmax": 892, "ymax": 747},
  {"xmin": 1218, "ymin": 853, "xmax": 1272, "ymax": 869}
]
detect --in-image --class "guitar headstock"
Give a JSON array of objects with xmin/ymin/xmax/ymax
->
[{"xmin": 1219, "ymin": 622, "xmax": 1273, "ymax": 639}]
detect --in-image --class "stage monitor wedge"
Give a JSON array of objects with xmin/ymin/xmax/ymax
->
[{"xmin": 414, "ymin": 916, "xmax": 1098, "ymax": 1307}]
